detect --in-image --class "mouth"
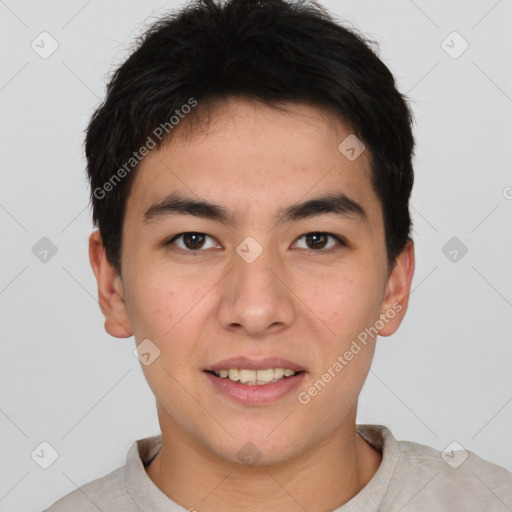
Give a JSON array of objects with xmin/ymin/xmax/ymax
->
[
  {"xmin": 203, "ymin": 357, "xmax": 307, "ymax": 405},
  {"xmin": 205, "ymin": 367, "xmax": 305, "ymax": 385}
]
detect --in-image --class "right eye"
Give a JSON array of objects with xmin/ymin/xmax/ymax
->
[{"xmin": 166, "ymin": 232, "xmax": 220, "ymax": 252}]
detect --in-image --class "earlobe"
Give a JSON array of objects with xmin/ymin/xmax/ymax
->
[
  {"xmin": 88, "ymin": 230, "xmax": 133, "ymax": 338},
  {"xmin": 377, "ymin": 239, "xmax": 415, "ymax": 337}
]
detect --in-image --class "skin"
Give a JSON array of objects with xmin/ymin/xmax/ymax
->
[{"xmin": 89, "ymin": 97, "xmax": 415, "ymax": 512}]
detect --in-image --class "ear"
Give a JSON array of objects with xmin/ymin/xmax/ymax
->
[
  {"xmin": 88, "ymin": 230, "xmax": 133, "ymax": 338},
  {"xmin": 377, "ymin": 238, "xmax": 415, "ymax": 337}
]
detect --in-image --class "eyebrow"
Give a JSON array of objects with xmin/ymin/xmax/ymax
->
[{"xmin": 143, "ymin": 192, "xmax": 367, "ymax": 225}]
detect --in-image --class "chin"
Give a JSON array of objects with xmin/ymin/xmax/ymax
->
[{"xmin": 206, "ymin": 432, "xmax": 306, "ymax": 469}]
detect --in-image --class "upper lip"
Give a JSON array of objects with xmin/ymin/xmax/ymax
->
[{"xmin": 205, "ymin": 356, "xmax": 307, "ymax": 372}]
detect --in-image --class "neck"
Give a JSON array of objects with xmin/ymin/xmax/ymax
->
[{"xmin": 145, "ymin": 406, "xmax": 382, "ymax": 512}]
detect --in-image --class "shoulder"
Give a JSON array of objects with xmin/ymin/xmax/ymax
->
[
  {"xmin": 357, "ymin": 425, "xmax": 512, "ymax": 511},
  {"xmin": 42, "ymin": 435, "xmax": 162, "ymax": 512},
  {"xmin": 42, "ymin": 465, "xmax": 136, "ymax": 511},
  {"xmin": 391, "ymin": 435, "xmax": 512, "ymax": 510}
]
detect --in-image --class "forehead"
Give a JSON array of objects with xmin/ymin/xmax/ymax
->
[{"xmin": 125, "ymin": 98, "xmax": 381, "ymax": 226}]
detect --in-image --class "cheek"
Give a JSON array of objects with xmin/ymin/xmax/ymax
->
[
  {"xmin": 127, "ymin": 263, "xmax": 203, "ymax": 334},
  {"xmin": 126, "ymin": 271, "xmax": 206, "ymax": 397},
  {"xmin": 125, "ymin": 268, "xmax": 215, "ymax": 361},
  {"xmin": 300, "ymin": 272, "xmax": 382, "ymax": 343},
  {"xmin": 125, "ymin": 279, "xmax": 176, "ymax": 341},
  {"xmin": 305, "ymin": 271, "xmax": 382, "ymax": 411},
  {"xmin": 123, "ymin": 260, "xmax": 193, "ymax": 347}
]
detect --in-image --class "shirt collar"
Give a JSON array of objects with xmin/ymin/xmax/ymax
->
[{"xmin": 124, "ymin": 424, "xmax": 400, "ymax": 511}]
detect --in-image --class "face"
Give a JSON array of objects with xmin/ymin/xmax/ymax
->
[{"xmin": 90, "ymin": 97, "xmax": 414, "ymax": 466}]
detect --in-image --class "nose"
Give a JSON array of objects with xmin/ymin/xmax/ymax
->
[{"xmin": 216, "ymin": 243, "xmax": 296, "ymax": 337}]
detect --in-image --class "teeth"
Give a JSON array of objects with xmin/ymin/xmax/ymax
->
[
  {"xmin": 274, "ymin": 368, "xmax": 284, "ymax": 379},
  {"xmin": 228, "ymin": 369, "xmax": 240, "ymax": 381},
  {"xmin": 212, "ymin": 368, "xmax": 298, "ymax": 385},
  {"xmin": 239, "ymin": 369, "xmax": 256, "ymax": 383},
  {"xmin": 257, "ymin": 369, "xmax": 274, "ymax": 382}
]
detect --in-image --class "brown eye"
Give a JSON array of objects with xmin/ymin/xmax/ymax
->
[
  {"xmin": 168, "ymin": 232, "xmax": 218, "ymax": 251},
  {"xmin": 305, "ymin": 233, "xmax": 328, "ymax": 249},
  {"xmin": 182, "ymin": 233, "xmax": 205, "ymax": 250},
  {"xmin": 295, "ymin": 232, "xmax": 346, "ymax": 252}
]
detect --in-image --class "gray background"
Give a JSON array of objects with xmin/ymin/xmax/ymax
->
[{"xmin": 1, "ymin": 0, "xmax": 511, "ymax": 510}]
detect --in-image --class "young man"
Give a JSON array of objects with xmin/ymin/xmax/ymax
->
[{"xmin": 45, "ymin": 0, "xmax": 512, "ymax": 510}]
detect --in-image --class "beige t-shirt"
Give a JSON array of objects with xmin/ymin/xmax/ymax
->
[{"xmin": 43, "ymin": 424, "xmax": 512, "ymax": 511}]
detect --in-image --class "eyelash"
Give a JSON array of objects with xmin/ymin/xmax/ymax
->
[{"xmin": 165, "ymin": 232, "xmax": 347, "ymax": 256}]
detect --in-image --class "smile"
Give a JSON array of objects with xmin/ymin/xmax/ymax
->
[{"xmin": 209, "ymin": 368, "xmax": 299, "ymax": 385}]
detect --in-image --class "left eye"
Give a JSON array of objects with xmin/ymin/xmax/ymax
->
[{"xmin": 294, "ymin": 232, "xmax": 345, "ymax": 252}]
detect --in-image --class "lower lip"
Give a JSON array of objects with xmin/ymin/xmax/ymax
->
[{"xmin": 204, "ymin": 371, "xmax": 306, "ymax": 406}]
